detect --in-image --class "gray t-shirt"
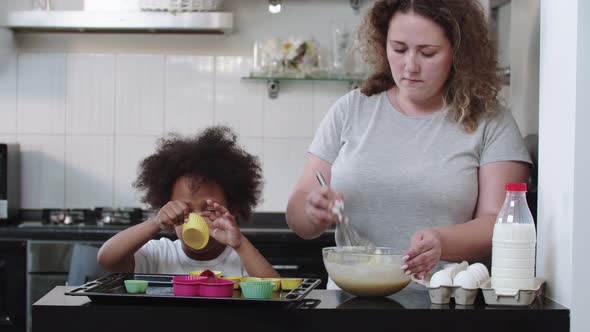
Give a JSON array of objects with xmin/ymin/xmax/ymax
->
[{"xmin": 310, "ymin": 89, "xmax": 532, "ymax": 253}]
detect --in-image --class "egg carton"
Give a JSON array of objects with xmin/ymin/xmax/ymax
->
[
  {"xmin": 412, "ymin": 276, "xmax": 487, "ymax": 305},
  {"xmin": 480, "ymin": 278, "xmax": 545, "ymax": 306}
]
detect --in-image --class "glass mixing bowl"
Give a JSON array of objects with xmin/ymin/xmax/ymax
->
[{"xmin": 322, "ymin": 246, "xmax": 411, "ymax": 297}]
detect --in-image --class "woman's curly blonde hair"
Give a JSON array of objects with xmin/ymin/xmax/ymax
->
[{"xmin": 359, "ymin": 0, "xmax": 500, "ymax": 132}]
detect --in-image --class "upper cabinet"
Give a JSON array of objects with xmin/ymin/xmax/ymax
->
[{"xmin": 3, "ymin": 10, "xmax": 233, "ymax": 34}]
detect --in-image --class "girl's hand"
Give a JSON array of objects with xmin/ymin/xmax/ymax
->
[
  {"xmin": 153, "ymin": 200, "xmax": 191, "ymax": 232},
  {"xmin": 305, "ymin": 186, "xmax": 344, "ymax": 229},
  {"xmin": 402, "ymin": 228, "xmax": 443, "ymax": 279},
  {"xmin": 201, "ymin": 199, "xmax": 242, "ymax": 249}
]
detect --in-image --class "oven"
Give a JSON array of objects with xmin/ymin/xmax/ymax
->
[
  {"xmin": 0, "ymin": 240, "xmax": 26, "ymax": 332},
  {"xmin": 26, "ymin": 240, "xmax": 107, "ymax": 332}
]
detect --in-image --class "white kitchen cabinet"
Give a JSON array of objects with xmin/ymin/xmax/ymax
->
[
  {"xmin": 4, "ymin": 10, "xmax": 233, "ymax": 34},
  {"xmin": 0, "ymin": 2, "xmax": 15, "ymax": 53}
]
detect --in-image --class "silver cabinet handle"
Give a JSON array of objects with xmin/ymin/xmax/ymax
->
[{"xmin": 272, "ymin": 265, "xmax": 299, "ymax": 270}]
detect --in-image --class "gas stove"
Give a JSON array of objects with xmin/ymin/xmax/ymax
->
[{"xmin": 42, "ymin": 207, "xmax": 145, "ymax": 226}]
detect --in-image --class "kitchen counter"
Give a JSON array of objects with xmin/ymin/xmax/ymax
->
[
  {"xmin": 1, "ymin": 213, "xmax": 335, "ymax": 332},
  {"xmin": 34, "ymin": 286, "xmax": 569, "ymax": 332}
]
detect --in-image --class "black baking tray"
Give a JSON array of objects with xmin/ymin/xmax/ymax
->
[{"xmin": 65, "ymin": 273, "xmax": 321, "ymax": 308}]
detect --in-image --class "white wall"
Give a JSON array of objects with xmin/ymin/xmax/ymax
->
[
  {"xmin": 509, "ymin": 0, "xmax": 539, "ymax": 137},
  {"xmin": 538, "ymin": 0, "xmax": 576, "ymax": 306},
  {"xmin": 0, "ymin": 0, "xmax": 371, "ymax": 212},
  {"xmin": 0, "ymin": 2, "xmax": 16, "ymax": 138},
  {"xmin": 572, "ymin": 0, "xmax": 590, "ymax": 330},
  {"xmin": 538, "ymin": 1, "xmax": 590, "ymax": 331}
]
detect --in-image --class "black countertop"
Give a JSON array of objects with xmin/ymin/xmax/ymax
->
[{"xmin": 33, "ymin": 286, "xmax": 569, "ymax": 332}]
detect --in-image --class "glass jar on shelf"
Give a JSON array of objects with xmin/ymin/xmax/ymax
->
[{"xmin": 331, "ymin": 19, "xmax": 351, "ymax": 75}]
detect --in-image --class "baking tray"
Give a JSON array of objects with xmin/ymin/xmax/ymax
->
[{"xmin": 65, "ymin": 273, "xmax": 321, "ymax": 308}]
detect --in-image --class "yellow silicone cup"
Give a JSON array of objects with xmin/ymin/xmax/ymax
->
[
  {"xmin": 223, "ymin": 276, "xmax": 243, "ymax": 289},
  {"xmin": 262, "ymin": 278, "xmax": 281, "ymax": 292},
  {"xmin": 182, "ymin": 213, "xmax": 209, "ymax": 250},
  {"xmin": 280, "ymin": 278, "xmax": 304, "ymax": 290},
  {"xmin": 240, "ymin": 276, "xmax": 262, "ymax": 283},
  {"xmin": 188, "ymin": 270, "xmax": 222, "ymax": 277}
]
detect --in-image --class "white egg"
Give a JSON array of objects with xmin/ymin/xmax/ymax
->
[
  {"xmin": 467, "ymin": 263, "xmax": 490, "ymax": 285},
  {"xmin": 453, "ymin": 270, "xmax": 478, "ymax": 289},
  {"xmin": 470, "ymin": 263, "xmax": 490, "ymax": 279},
  {"xmin": 449, "ymin": 261, "xmax": 469, "ymax": 280},
  {"xmin": 429, "ymin": 268, "xmax": 453, "ymax": 287},
  {"xmin": 466, "ymin": 267, "xmax": 484, "ymax": 284}
]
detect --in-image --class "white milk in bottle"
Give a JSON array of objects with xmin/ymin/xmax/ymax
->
[{"xmin": 491, "ymin": 182, "xmax": 536, "ymax": 290}]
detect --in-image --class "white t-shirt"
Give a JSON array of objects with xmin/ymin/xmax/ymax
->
[
  {"xmin": 310, "ymin": 89, "xmax": 532, "ymax": 252},
  {"xmin": 134, "ymin": 237, "xmax": 246, "ymax": 276}
]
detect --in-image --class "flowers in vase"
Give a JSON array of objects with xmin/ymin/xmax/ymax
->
[
  {"xmin": 281, "ymin": 37, "xmax": 318, "ymax": 73},
  {"xmin": 255, "ymin": 37, "xmax": 319, "ymax": 76}
]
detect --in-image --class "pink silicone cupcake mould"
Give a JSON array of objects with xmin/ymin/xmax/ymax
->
[
  {"xmin": 197, "ymin": 269, "xmax": 235, "ymax": 297},
  {"xmin": 172, "ymin": 270, "xmax": 235, "ymax": 297},
  {"xmin": 172, "ymin": 275, "xmax": 207, "ymax": 296},
  {"xmin": 199, "ymin": 277, "xmax": 235, "ymax": 297}
]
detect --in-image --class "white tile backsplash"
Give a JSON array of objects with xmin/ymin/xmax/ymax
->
[
  {"xmin": 312, "ymin": 81, "xmax": 349, "ymax": 131},
  {"xmin": 215, "ymin": 56, "xmax": 264, "ymax": 137},
  {"xmin": 65, "ymin": 136, "xmax": 114, "ymax": 207},
  {"xmin": 0, "ymin": 53, "xmax": 17, "ymax": 134},
  {"xmin": 0, "ymin": 134, "xmax": 17, "ymax": 143},
  {"xmin": 116, "ymin": 54, "xmax": 165, "ymax": 136},
  {"xmin": 165, "ymin": 55, "xmax": 214, "ymax": 135},
  {"xmin": 239, "ymin": 137, "xmax": 265, "ymax": 210},
  {"xmin": 260, "ymin": 138, "xmax": 311, "ymax": 212},
  {"xmin": 66, "ymin": 54, "xmax": 116, "ymax": 135},
  {"xmin": 18, "ymin": 134, "xmax": 66, "ymax": 208},
  {"xmin": 113, "ymin": 135, "xmax": 158, "ymax": 208},
  {"xmin": 10, "ymin": 52, "xmax": 347, "ymax": 212},
  {"xmin": 264, "ymin": 81, "xmax": 314, "ymax": 138},
  {"xmin": 17, "ymin": 53, "xmax": 66, "ymax": 134},
  {"xmin": 239, "ymin": 137, "xmax": 263, "ymax": 161}
]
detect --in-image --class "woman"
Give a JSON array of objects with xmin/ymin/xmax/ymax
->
[{"xmin": 286, "ymin": 0, "xmax": 531, "ymax": 280}]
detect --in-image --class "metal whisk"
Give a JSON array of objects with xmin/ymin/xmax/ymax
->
[{"xmin": 315, "ymin": 171, "xmax": 376, "ymax": 253}]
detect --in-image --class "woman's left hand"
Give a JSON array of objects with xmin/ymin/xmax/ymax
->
[
  {"xmin": 402, "ymin": 228, "xmax": 442, "ymax": 279},
  {"xmin": 201, "ymin": 199, "xmax": 242, "ymax": 249}
]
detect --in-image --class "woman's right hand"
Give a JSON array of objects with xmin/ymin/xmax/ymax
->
[
  {"xmin": 153, "ymin": 201, "xmax": 191, "ymax": 232},
  {"xmin": 304, "ymin": 186, "xmax": 343, "ymax": 230}
]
